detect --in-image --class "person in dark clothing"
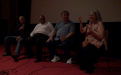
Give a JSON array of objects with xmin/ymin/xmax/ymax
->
[{"xmin": 2, "ymin": 16, "xmax": 30, "ymax": 61}]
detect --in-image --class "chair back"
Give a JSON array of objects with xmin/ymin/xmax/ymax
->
[{"xmin": 104, "ymin": 30, "xmax": 108, "ymax": 50}]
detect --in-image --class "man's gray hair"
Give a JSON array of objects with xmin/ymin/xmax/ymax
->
[
  {"xmin": 39, "ymin": 15, "xmax": 45, "ymax": 20},
  {"xmin": 19, "ymin": 16, "xmax": 25, "ymax": 20}
]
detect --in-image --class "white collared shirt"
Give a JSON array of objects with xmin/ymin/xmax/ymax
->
[{"xmin": 30, "ymin": 22, "xmax": 54, "ymax": 37}]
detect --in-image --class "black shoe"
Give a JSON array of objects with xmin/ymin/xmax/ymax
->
[
  {"xmin": 34, "ymin": 59, "xmax": 41, "ymax": 63},
  {"xmin": 80, "ymin": 67, "xmax": 86, "ymax": 70},
  {"xmin": 23, "ymin": 55, "xmax": 33, "ymax": 59},
  {"xmin": 85, "ymin": 67, "xmax": 95, "ymax": 74},
  {"xmin": 79, "ymin": 65, "xmax": 86, "ymax": 70},
  {"xmin": 2, "ymin": 53, "xmax": 11, "ymax": 56},
  {"xmin": 11, "ymin": 55, "xmax": 19, "ymax": 61},
  {"xmin": 85, "ymin": 70, "xmax": 94, "ymax": 74}
]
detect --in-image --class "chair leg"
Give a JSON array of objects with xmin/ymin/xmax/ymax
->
[
  {"xmin": 106, "ymin": 56, "xmax": 110, "ymax": 72},
  {"xmin": 43, "ymin": 47, "xmax": 46, "ymax": 55},
  {"xmin": 42, "ymin": 47, "xmax": 47, "ymax": 58}
]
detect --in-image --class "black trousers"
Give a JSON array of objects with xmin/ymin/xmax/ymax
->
[
  {"xmin": 25, "ymin": 33, "xmax": 49, "ymax": 60},
  {"xmin": 76, "ymin": 43, "xmax": 105, "ymax": 71},
  {"xmin": 46, "ymin": 39, "xmax": 72, "ymax": 60}
]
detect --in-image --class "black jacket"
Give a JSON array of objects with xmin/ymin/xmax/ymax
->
[{"xmin": 14, "ymin": 24, "xmax": 30, "ymax": 38}]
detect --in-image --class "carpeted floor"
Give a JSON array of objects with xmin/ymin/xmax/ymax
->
[{"xmin": 0, "ymin": 44, "xmax": 121, "ymax": 75}]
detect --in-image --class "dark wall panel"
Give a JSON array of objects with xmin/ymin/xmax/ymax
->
[
  {"xmin": 0, "ymin": 19, "xmax": 8, "ymax": 43},
  {"xmin": 18, "ymin": 0, "xmax": 31, "ymax": 25}
]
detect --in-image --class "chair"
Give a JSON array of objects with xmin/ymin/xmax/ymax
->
[
  {"xmin": 97, "ymin": 30, "xmax": 110, "ymax": 72},
  {"xmin": 104, "ymin": 30, "xmax": 110, "ymax": 72}
]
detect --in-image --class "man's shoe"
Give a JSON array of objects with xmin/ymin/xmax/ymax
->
[
  {"xmin": 66, "ymin": 58, "xmax": 72, "ymax": 64},
  {"xmin": 51, "ymin": 55, "xmax": 60, "ymax": 62},
  {"xmin": 85, "ymin": 70, "xmax": 94, "ymax": 74},
  {"xmin": 79, "ymin": 67, "xmax": 86, "ymax": 70},
  {"xmin": 2, "ymin": 53, "xmax": 11, "ymax": 56},
  {"xmin": 23, "ymin": 55, "xmax": 33, "ymax": 59},
  {"xmin": 85, "ymin": 67, "xmax": 95, "ymax": 74},
  {"xmin": 34, "ymin": 59, "xmax": 41, "ymax": 63},
  {"xmin": 11, "ymin": 55, "xmax": 19, "ymax": 61}
]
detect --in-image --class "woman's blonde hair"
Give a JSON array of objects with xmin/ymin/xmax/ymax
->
[{"xmin": 90, "ymin": 9, "xmax": 102, "ymax": 23}]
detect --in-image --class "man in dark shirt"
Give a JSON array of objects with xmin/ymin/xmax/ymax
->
[{"xmin": 2, "ymin": 16, "xmax": 30, "ymax": 61}]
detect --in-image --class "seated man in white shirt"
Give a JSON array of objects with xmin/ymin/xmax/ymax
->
[{"xmin": 23, "ymin": 15, "xmax": 54, "ymax": 63}]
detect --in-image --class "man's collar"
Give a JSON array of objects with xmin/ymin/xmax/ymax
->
[{"xmin": 61, "ymin": 20, "xmax": 70, "ymax": 24}]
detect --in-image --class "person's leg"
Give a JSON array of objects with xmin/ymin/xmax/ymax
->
[
  {"xmin": 3, "ymin": 36, "xmax": 17, "ymax": 56},
  {"xmin": 24, "ymin": 37, "xmax": 34, "ymax": 58},
  {"xmin": 61, "ymin": 40, "xmax": 72, "ymax": 63},
  {"xmin": 15, "ymin": 38, "xmax": 25, "ymax": 56},
  {"xmin": 76, "ymin": 43, "xmax": 90, "ymax": 70},
  {"xmin": 82, "ymin": 44, "xmax": 99, "ymax": 73},
  {"xmin": 47, "ymin": 40, "xmax": 60, "ymax": 58},
  {"xmin": 47, "ymin": 39, "xmax": 61, "ymax": 62},
  {"xmin": 11, "ymin": 38, "xmax": 25, "ymax": 61},
  {"xmin": 77, "ymin": 44, "xmax": 92, "ymax": 71},
  {"xmin": 75, "ymin": 43, "xmax": 83, "ymax": 66},
  {"xmin": 35, "ymin": 34, "xmax": 49, "ymax": 62},
  {"xmin": 24, "ymin": 33, "xmax": 48, "ymax": 59}
]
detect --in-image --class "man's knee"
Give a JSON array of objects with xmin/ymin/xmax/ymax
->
[
  {"xmin": 4, "ymin": 36, "xmax": 11, "ymax": 42},
  {"xmin": 35, "ymin": 38, "xmax": 43, "ymax": 44},
  {"xmin": 18, "ymin": 38, "xmax": 24, "ymax": 44},
  {"xmin": 24, "ymin": 38, "xmax": 30, "ymax": 43},
  {"xmin": 61, "ymin": 41, "xmax": 69, "ymax": 47}
]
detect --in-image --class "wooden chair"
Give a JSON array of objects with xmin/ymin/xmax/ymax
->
[
  {"xmin": 104, "ymin": 30, "xmax": 110, "ymax": 72},
  {"xmin": 97, "ymin": 30, "xmax": 110, "ymax": 72}
]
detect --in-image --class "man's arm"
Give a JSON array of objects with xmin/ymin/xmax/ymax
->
[
  {"xmin": 46, "ymin": 30, "xmax": 56, "ymax": 42},
  {"xmin": 50, "ymin": 30, "xmax": 56, "ymax": 38},
  {"xmin": 60, "ymin": 21, "xmax": 75, "ymax": 41},
  {"xmin": 66, "ymin": 32, "xmax": 74, "ymax": 39},
  {"xmin": 14, "ymin": 24, "xmax": 21, "ymax": 35},
  {"xmin": 20, "ymin": 25, "xmax": 31, "ymax": 38},
  {"xmin": 30, "ymin": 24, "xmax": 38, "ymax": 37},
  {"xmin": 48, "ymin": 22, "xmax": 54, "ymax": 37},
  {"xmin": 60, "ymin": 32, "xmax": 74, "ymax": 41}
]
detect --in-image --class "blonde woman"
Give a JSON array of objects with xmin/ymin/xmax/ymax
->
[{"xmin": 76, "ymin": 9, "xmax": 105, "ymax": 74}]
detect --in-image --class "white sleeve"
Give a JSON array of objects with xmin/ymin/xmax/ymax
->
[
  {"xmin": 48, "ymin": 22, "xmax": 54, "ymax": 31},
  {"xmin": 30, "ymin": 24, "xmax": 38, "ymax": 37},
  {"xmin": 48, "ymin": 22, "xmax": 54, "ymax": 37}
]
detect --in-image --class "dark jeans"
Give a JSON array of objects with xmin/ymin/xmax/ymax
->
[
  {"xmin": 4, "ymin": 36, "xmax": 24, "ymax": 55},
  {"xmin": 47, "ymin": 39, "xmax": 72, "ymax": 60},
  {"xmin": 25, "ymin": 33, "xmax": 49, "ymax": 60},
  {"xmin": 76, "ymin": 43, "xmax": 105, "ymax": 71}
]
